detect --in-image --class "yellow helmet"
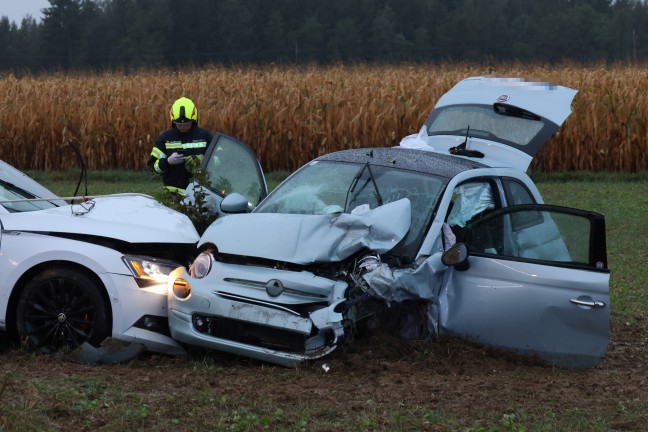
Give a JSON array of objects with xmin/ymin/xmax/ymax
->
[{"xmin": 169, "ymin": 97, "xmax": 198, "ymax": 125}]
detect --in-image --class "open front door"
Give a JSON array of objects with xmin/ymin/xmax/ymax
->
[
  {"xmin": 187, "ymin": 132, "xmax": 267, "ymax": 217},
  {"xmin": 439, "ymin": 205, "xmax": 610, "ymax": 368}
]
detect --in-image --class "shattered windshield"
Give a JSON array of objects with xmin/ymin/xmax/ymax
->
[
  {"xmin": 426, "ymin": 104, "xmax": 546, "ymax": 147},
  {"xmin": 255, "ymin": 160, "xmax": 446, "ymax": 258}
]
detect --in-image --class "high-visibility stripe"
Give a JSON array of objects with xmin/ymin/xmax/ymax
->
[
  {"xmin": 165, "ymin": 185, "xmax": 186, "ymax": 195},
  {"xmin": 151, "ymin": 147, "xmax": 166, "ymax": 159},
  {"xmin": 162, "ymin": 141, "xmax": 208, "ymax": 151},
  {"xmin": 166, "ymin": 142, "xmax": 183, "ymax": 149},
  {"xmin": 182, "ymin": 142, "xmax": 207, "ymax": 149},
  {"xmin": 166, "ymin": 141, "xmax": 207, "ymax": 150},
  {"xmin": 154, "ymin": 159, "xmax": 163, "ymax": 174}
]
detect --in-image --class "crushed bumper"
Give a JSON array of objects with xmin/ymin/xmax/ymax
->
[{"xmin": 168, "ymin": 264, "xmax": 347, "ymax": 367}]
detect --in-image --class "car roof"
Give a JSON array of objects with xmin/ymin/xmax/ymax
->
[{"xmin": 315, "ymin": 147, "xmax": 488, "ymax": 179}]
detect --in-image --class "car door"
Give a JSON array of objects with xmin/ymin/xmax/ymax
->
[
  {"xmin": 439, "ymin": 204, "xmax": 610, "ymax": 368},
  {"xmin": 187, "ymin": 132, "xmax": 268, "ymax": 216}
]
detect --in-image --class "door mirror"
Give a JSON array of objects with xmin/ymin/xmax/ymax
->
[
  {"xmin": 220, "ymin": 193, "xmax": 250, "ymax": 214},
  {"xmin": 441, "ymin": 243, "xmax": 469, "ymax": 271}
]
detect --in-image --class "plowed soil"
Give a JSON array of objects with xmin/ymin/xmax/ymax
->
[{"xmin": 1, "ymin": 318, "xmax": 647, "ymax": 430}]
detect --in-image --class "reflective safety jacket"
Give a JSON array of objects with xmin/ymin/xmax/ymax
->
[{"xmin": 147, "ymin": 126, "xmax": 213, "ymax": 193}]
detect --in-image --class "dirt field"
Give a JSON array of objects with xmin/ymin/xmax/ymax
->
[{"xmin": 1, "ymin": 317, "xmax": 647, "ymax": 431}]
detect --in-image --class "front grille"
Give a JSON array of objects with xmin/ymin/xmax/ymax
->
[{"xmin": 193, "ymin": 314, "xmax": 310, "ymax": 353}]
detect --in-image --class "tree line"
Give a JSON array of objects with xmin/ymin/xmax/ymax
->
[{"xmin": 1, "ymin": 0, "xmax": 647, "ymax": 71}]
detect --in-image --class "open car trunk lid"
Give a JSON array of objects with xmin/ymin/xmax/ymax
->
[{"xmin": 402, "ymin": 77, "xmax": 577, "ymax": 171}]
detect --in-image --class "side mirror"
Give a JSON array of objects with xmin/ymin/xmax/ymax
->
[
  {"xmin": 220, "ymin": 192, "xmax": 249, "ymax": 214},
  {"xmin": 441, "ymin": 243, "xmax": 470, "ymax": 271}
]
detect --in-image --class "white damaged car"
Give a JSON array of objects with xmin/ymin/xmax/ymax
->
[
  {"xmin": 0, "ymin": 161, "xmax": 199, "ymax": 357},
  {"xmin": 169, "ymin": 77, "xmax": 610, "ymax": 368}
]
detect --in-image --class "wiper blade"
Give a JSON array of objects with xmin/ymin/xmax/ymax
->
[
  {"xmin": 493, "ymin": 103, "xmax": 541, "ymax": 121},
  {"xmin": 344, "ymin": 163, "xmax": 368, "ymax": 211},
  {"xmin": 0, "ymin": 178, "xmax": 64, "ymax": 208},
  {"xmin": 0, "ymin": 178, "xmax": 37, "ymax": 199},
  {"xmin": 344, "ymin": 162, "xmax": 383, "ymax": 211},
  {"xmin": 366, "ymin": 163, "xmax": 383, "ymax": 206}
]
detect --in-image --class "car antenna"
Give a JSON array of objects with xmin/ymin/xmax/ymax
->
[
  {"xmin": 67, "ymin": 139, "xmax": 88, "ymax": 200},
  {"xmin": 449, "ymin": 125, "xmax": 484, "ymax": 158},
  {"xmin": 458, "ymin": 125, "xmax": 470, "ymax": 150}
]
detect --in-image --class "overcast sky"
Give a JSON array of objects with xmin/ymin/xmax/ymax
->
[{"xmin": 0, "ymin": 0, "xmax": 50, "ymax": 24}]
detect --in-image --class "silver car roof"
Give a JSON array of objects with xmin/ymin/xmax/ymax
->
[{"xmin": 316, "ymin": 147, "xmax": 488, "ymax": 178}]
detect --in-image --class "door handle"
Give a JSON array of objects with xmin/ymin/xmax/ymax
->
[{"xmin": 570, "ymin": 298, "xmax": 606, "ymax": 308}]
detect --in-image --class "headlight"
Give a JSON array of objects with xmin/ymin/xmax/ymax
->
[
  {"xmin": 122, "ymin": 255, "xmax": 180, "ymax": 288},
  {"xmin": 189, "ymin": 251, "xmax": 213, "ymax": 279}
]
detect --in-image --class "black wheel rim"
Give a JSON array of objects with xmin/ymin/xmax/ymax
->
[{"xmin": 22, "ymin": 277, "xmax": 98, "ymax": 353}]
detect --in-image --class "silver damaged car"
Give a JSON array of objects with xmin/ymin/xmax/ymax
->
[{"xmin": 168, "ymin": 77, "xmax": 610, "ymax": 368}]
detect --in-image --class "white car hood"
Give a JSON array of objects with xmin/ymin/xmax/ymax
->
[
  {"xmin": 202, "ymin": 198, "xmax": 412, "ymax": 265},
  {"xmin": 2, "ymin": 195, "xmax": 199, "ymax": 244}
]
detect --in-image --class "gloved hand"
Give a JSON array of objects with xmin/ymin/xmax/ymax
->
[
  {"xmin": 184, "ymin": 154, "xmax": 203, "ymax": 171},
  {"xmin": 167, "ymin": 152, "xmax": 186, "ymax": 165}
]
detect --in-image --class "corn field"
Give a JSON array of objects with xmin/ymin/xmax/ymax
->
[{"xmin": 1, "ymin": 63, "xmax": 648, "ymax": 173}]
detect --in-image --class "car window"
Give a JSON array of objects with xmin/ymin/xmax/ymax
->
[
  {"xmin": 203, "ymin": 135, "xmax": 264, "ymax": 208},
  {"xmin": 465, "ymin": 207, "xmax": 599, "ymax": 266},
  {"xmin": 502, "ymin": 178, "xmax": 536, "ymax": 205},
  {"xmin": 255, "ymin": 160, "xmax": 446, "ymax": 258},
  {"xmin": 426, "ymin": 105, "xmax": 545, "ymax": 147}
]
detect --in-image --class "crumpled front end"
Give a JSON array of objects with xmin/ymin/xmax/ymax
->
[
  {"xmin": 167, "ymin": 198, "xmax": 445, "ymax": 366},
  {"xmin": 168, "ymin": 262, "xmax": 353, "ymax": 367},
  {"xmin": 168, "ymin": 250, "xmax": 448, "ymax": 366}
]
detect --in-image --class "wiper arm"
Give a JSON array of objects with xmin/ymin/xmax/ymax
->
[
  {"xmin": 0, "ymin": 179, "xmax": 63, "ymax": 210},
  {"xmin": 493, "ymin": 103, "xmax": 541, "ymax": 121},
  {"xmin": 344, "ymin": 162, "xmax": 383, "ymax": 212},
  {"xmin": 366, "ymin": 163, "xmax": 383, "ymax": 206},
  {"xmin": 344, "ymin": 163, "xmax": 368, "ymax": 211},
  {"xmin": 0, "ymin": 178, "xmax": 37, "ymax": 199}
]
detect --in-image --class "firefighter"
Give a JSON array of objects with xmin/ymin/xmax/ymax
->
[{"xmin": 147, "ymin": 97, "xmax": 213, "ymax": 194}]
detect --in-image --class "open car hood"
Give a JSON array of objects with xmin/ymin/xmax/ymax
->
[
  {"xmin": 2, "ymin": 195, "xmax": 199, "ymax": 244},
  {"xmin": 400, "ymin": 76, "xmax": 577, "ymax": 171},
  {"xmin": 201, "ymin": 198, "xmax": 412, "ymax": 265}
]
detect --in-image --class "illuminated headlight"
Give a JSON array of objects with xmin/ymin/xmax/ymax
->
[
  {"xmin": 189, "ymin": 251, "xmax": 214, "ymax": 279},
  {"xmin": 122, "ymin": 255, "xmax": 180, "ymax": 288}
]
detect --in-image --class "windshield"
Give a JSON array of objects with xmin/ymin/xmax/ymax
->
[
  {"xmin": 255, "ymin": 160, "xmax": 446, "ymax": 258},
  {"xmin": 425, "ymin": 104, "xmax": 547, "ymax": 147},
  {"xmin": 0, "ymin": 168, "xmax": 63, "ymax": 213}
]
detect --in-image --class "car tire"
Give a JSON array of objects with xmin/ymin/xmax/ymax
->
[{"xmin": 16, "ymin": 267, "xmax": 111, "ymax": 354}]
